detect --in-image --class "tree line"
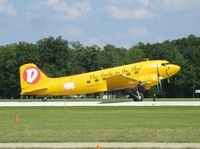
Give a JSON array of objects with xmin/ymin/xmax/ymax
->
[{"xmin": 0, "ymin": 35, "xmax": 200, "ymax": 99}]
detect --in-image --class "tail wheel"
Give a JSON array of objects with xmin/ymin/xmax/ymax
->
[{"xmin": 42, "ymin": 96, "xmax": 48, "ymax": 102}]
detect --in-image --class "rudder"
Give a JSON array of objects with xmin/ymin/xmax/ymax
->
[{"xmin": 20, "ymin": 63, "xmax": 49, "ymax": 94}]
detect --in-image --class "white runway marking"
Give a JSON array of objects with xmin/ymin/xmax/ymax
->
[
  {"xmin": 0, "ymin": 101, "xmax": 200, "ymax": 106},
  {"xmin": 0, "ymin": 142, "xmax": 200, "ymax": 148}
]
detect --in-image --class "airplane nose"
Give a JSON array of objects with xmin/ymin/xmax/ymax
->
[
  {"xmin": 175, "ymin": 65, "xmax": 181, "ymax": 73},
  {"xmin": 167, "ymin": 64, "xmax": 181, "ymax": 76}
]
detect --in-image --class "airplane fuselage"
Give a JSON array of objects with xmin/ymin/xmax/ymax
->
[{"xmin": 20, "ymin": 60, "xmax": 180, "ymax": 96}]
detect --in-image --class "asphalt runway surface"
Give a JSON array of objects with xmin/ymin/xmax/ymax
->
[
  {"xmin": 1, "ymin": 142, "xmax": 200, "ymax": 148},
  {"xmin": 0, "ymin": 101, "xmax": 200, "ymax": 106}
]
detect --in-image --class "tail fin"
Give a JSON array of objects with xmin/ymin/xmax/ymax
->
[{"xmin": 20, "ymin": 63, "xmax": 49, "ymax": 95}]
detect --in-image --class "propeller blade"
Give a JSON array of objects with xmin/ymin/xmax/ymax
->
[
  {"xmin": 165, "ymin": 69, "xmax": 170, "ymax": 84},
  {"xmin": 156, "ymin": 66, "xmax": 162, "ymax": 91},
  {"xmin": 167, "ymin": 78, "xmax": 170, "ymax": 83},
  {"xmin": 156, "ymin": 66, "xmax": 160, "ymax": 78},
  {"xmin": 159, "ymin": 79, "xmax": 162, "ymax": 90}
]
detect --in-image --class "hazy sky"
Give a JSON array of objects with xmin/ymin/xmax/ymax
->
[{"xmin": 0, "ymin": 0, "xmax": 200, "ymax": 47}]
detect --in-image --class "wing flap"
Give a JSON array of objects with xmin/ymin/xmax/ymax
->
[{"xmin": 106, "ymin": 75, "xmax": 141, "ymax": 91}]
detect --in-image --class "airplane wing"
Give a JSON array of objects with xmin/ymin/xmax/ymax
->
[{"xmin": 106, "ymin": 75, "xmax": 142, "ymax": 91}]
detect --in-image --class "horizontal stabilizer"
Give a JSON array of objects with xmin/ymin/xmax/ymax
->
[{"xmin": 21, "ymin": 87, "xmax": 47, "ymax": 95}]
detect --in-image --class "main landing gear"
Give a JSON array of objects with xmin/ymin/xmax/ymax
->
[{"xmin": 130, "ymin": 88, "xmax": 144, "ymax": 102}]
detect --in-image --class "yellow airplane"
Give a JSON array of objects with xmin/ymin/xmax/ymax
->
[{"xmin": 20, "ymin": 60, "xmax": 180, "ymax": 101}]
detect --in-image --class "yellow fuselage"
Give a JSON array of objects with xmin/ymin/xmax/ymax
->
[{"xmin": 20, "ymin": 60, "xmax": 180, "ymax": 96}]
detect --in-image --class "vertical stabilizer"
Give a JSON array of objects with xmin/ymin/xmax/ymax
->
[{"xmin": 19, "ymin": 63, "xmax": 49, "ymax": 95}]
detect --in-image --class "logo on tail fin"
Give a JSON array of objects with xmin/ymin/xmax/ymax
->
[{"xmin": 23, "ymin": 67, "xmax": 41, "ymax": 84}]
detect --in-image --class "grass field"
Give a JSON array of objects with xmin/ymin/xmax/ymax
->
[{"xmin": 0, "ymin": 106, "xmax": 200, "ymax": 143}]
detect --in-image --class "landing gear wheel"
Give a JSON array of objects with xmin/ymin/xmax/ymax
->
[
  {"xmin": 42, "ymin": 96, "xmax": 48, "ymax": 102},
  {"xmin": 136, "ymin": 93, "xmax": 144, "ymax": 101},
  {"xmin": 132, "ymin": 92, "xmax": 144, "ymax": 102}
]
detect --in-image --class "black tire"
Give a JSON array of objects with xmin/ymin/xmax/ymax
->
[
  {"xmin": 133, "ymin": 96, "xmax": 138, "ymax": 101},
  {"xmin": 133, "ymin": 93, "xmax": 144, "ymax": 102},
  {"xmin": 137, "ymin": 93, "xmax": 144, "ymax": 101}
]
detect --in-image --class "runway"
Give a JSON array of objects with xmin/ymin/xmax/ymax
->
[
  {"xmin": 0, "ymin": 101, "xmax": 200, "ymax": 106},
  {"xmin": 1, "ymin": 142, "xmax": 200, "ymax": 148}
]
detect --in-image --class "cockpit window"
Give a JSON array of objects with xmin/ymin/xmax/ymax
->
[{"xmin": 161, "ymin": 62, "xmax": 170, "ymax": 66}]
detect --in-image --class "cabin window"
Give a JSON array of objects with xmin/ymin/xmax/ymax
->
[
  {"xmin": 87, "ymin": 80, "xmax": 91, "ymax": 84},
  {"xmin": 127, "ymin": 72, "xmax": 131, "ymax": 76},
  {"xmin": 134, "ymin": 71, "xmax": 139, "ymax": 74},
  {"xmin": 95, "ymin": 79, "xmax": 99, "ymax": 82},
  {"xmin": 102, "ymin": 77, "xmax": 106, "ymax": 80}
]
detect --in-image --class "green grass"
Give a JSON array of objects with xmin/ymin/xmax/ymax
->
[{"xmin": 0, "ymin": 107, "xmax": 200, "ymax": 142}]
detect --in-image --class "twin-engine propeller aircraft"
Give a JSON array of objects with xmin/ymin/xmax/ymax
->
[{"xmin": 20, "ymin": 60, "xmax": 180, "ymax": 101}]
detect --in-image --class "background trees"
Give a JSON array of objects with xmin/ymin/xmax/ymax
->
[{"xmin": 0, "ymin": 35, "xmax": 200, "ymax": 98}]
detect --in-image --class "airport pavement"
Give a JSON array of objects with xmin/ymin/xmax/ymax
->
[
  {"xmin": 1, "ymin": 142, "xmax": 200, "ymax": 148},
  {"xmin": 0, "ymin": 101, "xmax": 200, "ymax": 106}
]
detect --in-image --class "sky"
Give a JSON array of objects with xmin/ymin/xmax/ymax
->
[{"xmin": 0, "ymin": 0, "xmax": 200, "ymax": 48}]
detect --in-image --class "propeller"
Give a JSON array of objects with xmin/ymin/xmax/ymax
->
[
  {"xmin": 167, "ymin": 78, "xmax": 170, "ymax": 83},
  {"xmin": 165, "ymin": 69, "xmax": 170, "ymax": 84},
  {"xmin": 156, "ymin": 66, "xmax": 162, "ymax": 90}
]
